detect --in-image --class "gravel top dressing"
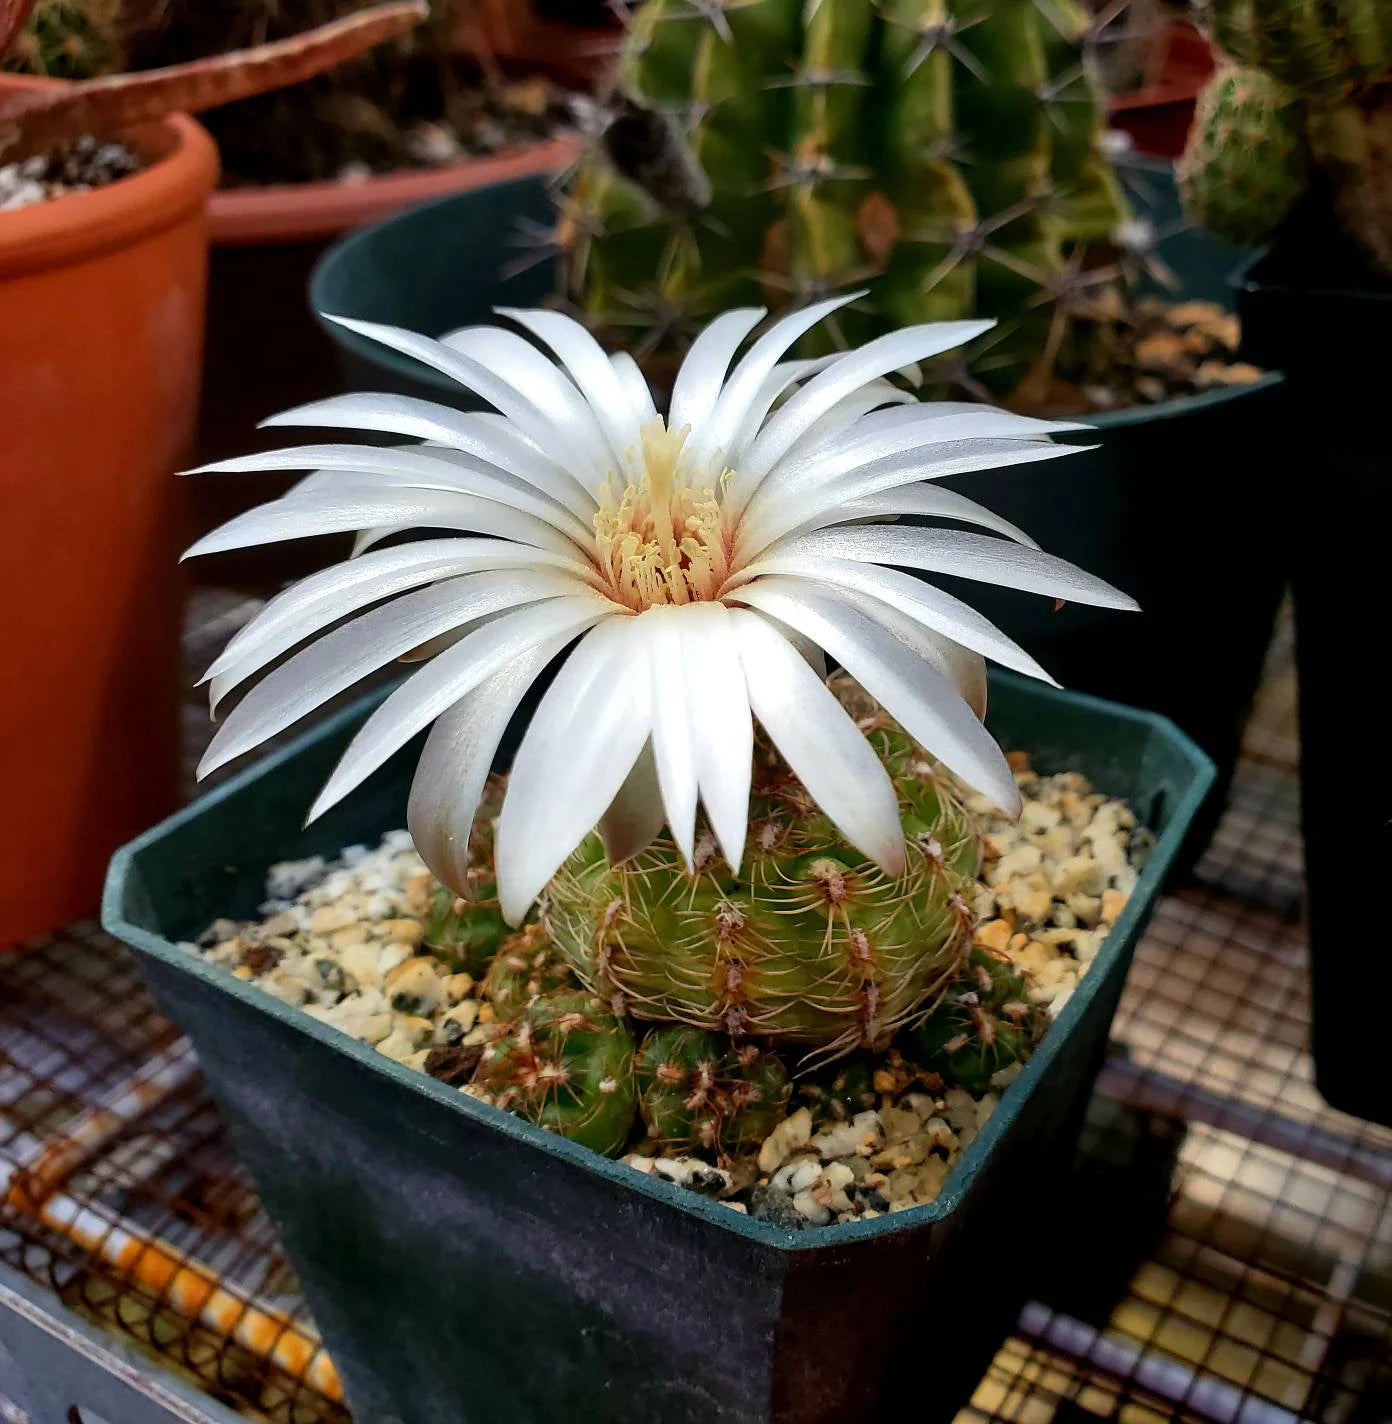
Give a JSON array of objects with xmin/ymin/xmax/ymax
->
[
  {"xmin": 186, "ymin": 755, "xmax": 1147, "ymax": 1229},
  {"xmin": 0, "ymin": 135, "xmax": 141, "ymax": 211}
]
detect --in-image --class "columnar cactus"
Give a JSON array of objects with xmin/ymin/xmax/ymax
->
[
  {"xmin": 908, "ymin": 945, "xmax": 1045, "ymax": 1092},
  {"xmin": 561, "ymin": 0, "xmax": 1130, "ymax": 393},
  {"xmin": 472, "ymin": 989, "xmax": 638, "ymax": 1155},
  {"xmin": 544, "ymin": 680, "xmax": 981, "ymax": 1055},
  {"xmin": 1180, "ymin": 0, "xmax": 1392, "ymax": 276},
  {"xmin": 635, "ymin": 1026, "xmax": 790, "ymax": 1155}
]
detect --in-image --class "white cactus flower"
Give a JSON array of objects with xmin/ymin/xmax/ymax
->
[{"xmin": 186, "ymin": 295, "xmax": 1135, "ymax": 925}]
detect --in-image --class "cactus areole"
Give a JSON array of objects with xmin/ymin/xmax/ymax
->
[
  {"xmin": 187, "ymin": 299, "xmax": 1135, "ymax": 1050},
  {"xmin": 1180, "ymin": 0, "xmax": 1392, "ymax": 279},
  {"xmin": 562, "ymin": 0, "xmax": 1131, "ymax": 399}
]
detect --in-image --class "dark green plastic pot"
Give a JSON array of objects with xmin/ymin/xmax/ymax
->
[
  {"xmin": 1236, "ymin": 235, "xmax": 1392, "ymax": 1128},
  {"xmin": 104, "ymin": 675, "xmax": 1212, "ymax": 1424},
  {"xmin": 309, "ymin": 166, "xmax": 1279, "ymax": 862}
]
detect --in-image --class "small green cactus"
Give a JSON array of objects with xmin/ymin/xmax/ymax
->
[
  {"xmin": 472, "ymin": 989, "xmax": 637, "ymax": 1156},
  {"xmin": 907, "ymin": 946, "xmax": 1046, "ymax": 1092},
  {"xmin": 483, "ymin": 921, "xmax": 581, "ymax": 1022},
  {"xmin": 635, "ymin": 1026, "xmax": 790, "ymax": 1156},
  {"xmin": 562, "ymin": 0, "xmax": 1130, "ymax": 395},
  {"xmin": 1182, "ymin": 0, "xmax": 1392, "ymax": 276},
  {"xmin": 423, "ymin": 883, "xmax": 511, "ymax": 978},
  {"xmin": 2, "ymin": 0, "xmax": 121, "ymax": 78},
  {"xmin": 544, "ymin": 678, "xmax": 979, "ymax": 1055}
]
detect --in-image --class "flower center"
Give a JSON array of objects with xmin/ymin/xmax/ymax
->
[{"xmin": 593, "ymin": 420, "xmax": 732, "ymax": 611}]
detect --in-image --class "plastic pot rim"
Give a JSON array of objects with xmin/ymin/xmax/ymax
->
[{"xmin": 104, "ymin": 673, "xmax": 1213, "ymax": 1256}]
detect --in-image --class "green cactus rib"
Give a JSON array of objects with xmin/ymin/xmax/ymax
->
[
  {"xmin": 564, "ymin": 0, "xmax": 1129, "ymax": 392},
  {"xmin": 544, "ymin": 678, "xmax": 980, "ymax": 1055},
  {"xmin": 635, "ymin": 1026, "xmax": 790, "ymax": 1156},
  {"xmin": 908, "ymin": 946, "xmax": 1046, "ymax": 1093},
  {"xmin": 472, "ymin": 989, "xmax": 638, "ymax": 1157}
]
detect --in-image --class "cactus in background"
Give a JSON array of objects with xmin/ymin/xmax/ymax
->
[
  {"xmin": 544, "ymin": 678, "xmax": 980, "ymax": 1056},
  {"xmin": 422, "ymin": 793, "xmax": 512, "ymax": 977},
  {"xmin": 2, "ymin": 0, "xmax": 121, "ymax": 79},
  {"xmin": 472, "ymin": 989, "xmax": 637, "ymax": 1156},
  {"xmin": 483, "ymin": 921, "xmax": 581, "ymax": 1022},
  {"xmin": 908, "ymin": 946, "xmax": 1046, "ymax": 1092},
  {"xmin": 1180, "ymin": 0, "xmax": 1392, "ymax": 276},
  {"xmin": 635, "ymin": 1026, "xmax": 790, "ymax": 1156},
  {"xmin": 561, "ymin": 0, "xmax": 1130, "ymax": 395}
]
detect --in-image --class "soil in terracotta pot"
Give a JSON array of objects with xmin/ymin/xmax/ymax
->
[
  {"xmin": 120, "ymin": 0, "xmax": 579, "ymax": 186},
  {"xmin": 186, "ymin": 755, "xmax": 1149, "ymax": 1230},
  {"xmin": 0, "ymin": 131, "xmax": 139, "ymax": 208}
]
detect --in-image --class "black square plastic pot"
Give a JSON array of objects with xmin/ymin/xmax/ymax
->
[
  {"xmin": 1236, "ymin": 238, "xmax": 1392, "ymax": 1128},
  {"xmin": 308, "ymin": 166, "xmax": 1281, "ymax": 868},
  {"xmin": 104, "ymin": 675, "xmax": 1212, "ymax": 1424}
]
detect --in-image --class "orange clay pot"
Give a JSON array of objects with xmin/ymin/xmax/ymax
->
[{"xmin": 0, "ymin": 75, "xmax": 219, "ymax": 947}]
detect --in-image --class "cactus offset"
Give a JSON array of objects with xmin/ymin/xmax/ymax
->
[
  {"xmin": 1181, "ymin": 0, "xmax": 1392, "ymax": 276},
  {"xmin": 635, "ymin": 1026, "xmax": 790, "ymax": 1156},
  {"xmin": 908, "ymin": 946, "xmax": 1045, "ymax": 1092},
  {"xmin": 544, "ymin": 678, "xmax": 980, "ymax": 1055},
  {"xmin": 483, "ymin": 921, "xmax": 581, "ymax": 1022},
  {"xmin": 472, "ymin": 989, "xmax": 637, "ymax": 1156},
  {"xmin": 562, "ymin": 0, "xmax": 1129, "ymax": 393}
]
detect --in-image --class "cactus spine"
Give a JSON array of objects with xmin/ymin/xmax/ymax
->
[
  {"xmin": 544, "ymin": 679, "xmax": 980, "ymax": 1055},
  {"xmin": 563, "ymin": 0, "xmax": 1129, "ymax": 393},
  {"xmin": 635, "ymin": 1027, "xmax": 790, "ymax": 1156},
  {"xmin": 1181, "ymin": 0, "xmax": 1392, "ymax": 276}
]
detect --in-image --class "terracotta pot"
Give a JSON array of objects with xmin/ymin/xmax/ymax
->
[
  {"xmin": 190, "ymin": 135, "xmax": 579, "ymax": 592},
  {"xmin": 1108, "ymin": 23, "xmax": 1216, "ymax": 159},
  {"xmin": 0, "ymin": 75, "xmax": 218, "ymax": 947}
]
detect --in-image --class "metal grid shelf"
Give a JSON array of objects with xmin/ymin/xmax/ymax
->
[{"xmin": 2, "ymin": 595, "xmax": 1389, "ymax": 1424}]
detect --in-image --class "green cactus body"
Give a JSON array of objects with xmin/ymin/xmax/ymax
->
[
  {"xmin": 1185, "ymin": 0, "xmax": 1392, "ymax": 276},
  {"xmin": 483, "ymin": 922, "xmax": 581, "ymax": 1022},
  {"xmin": 3, "ymin": 0, "xmax": 121, "ymax": 79},
  {"xmin": 635, "ymin": 1026, "xmax": 790, "ymax": 1156},
  {"xmin": 908, "ymin": 946, "xmax": 1046, "ymax": 1092},
  {"xmin": 544, "ymin": 682, "xmax": 980, "ymax": 1055},
  {"xmin": 472, "ymin": 990, "xmax": 637, "ymax": 1156},
  {"xmin": 566, "ymin": 0, "xmax": 1129, "ymax": 393},
  {"xmin": 1178, "ymin": 68, "xmax": 1310, "ymax": 247},
  {"xmin": 423, "ymin": 883, "xmax": 511, "ymax": 979}
]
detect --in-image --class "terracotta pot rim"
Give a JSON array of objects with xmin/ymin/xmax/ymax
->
[
  {"xmin": 0, "ymin": 74, "xmax": 218, "ymax": 278},
  {"xmin": 207, "ymin": 132, "xmax": 580, "ymax": 246}
]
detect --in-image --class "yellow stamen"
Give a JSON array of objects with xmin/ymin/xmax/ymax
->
[{"xmin": 593, "ymin": 419, "xmax": 732, "ymax": 611}]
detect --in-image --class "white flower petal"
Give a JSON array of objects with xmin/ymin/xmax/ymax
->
[
  {"xmin": 689, "ymin": 293, "xmax": 863, "ymax": 476},
  {"xmin": 738, "ymin": 440, "xmax": 1083, "ymax": 556},
  {"xmin": 408, "ymin": 642, "xmax": 561, "ymax": 896},
  {"xmin": 598, "ymin": 743, "xmax": 667, "ymax": 865},
  {"xmin": 204, "ymin": 537, "xmax": 589, "ymax": 692},
  {"xmin": 189, "ymin": 444, "xmax": 594, "ymax": 547},
  {"xmin": 496, "ymin": 618, "xmax": 652, "ymax": 925},
  {"xmin": 610, "ymin": 352, "xmax": 659, "ymax": 424},
  {"xmin": 728, "ymin": 577, "xmax": 1021, "ymax": 815},
  {"xmin": 183, "ymin": 488, "xmax": 585, "ymax": 562},
  {"xmin": 730, "ymin": 609, "xmax": 906, "ymax": 875},
  {"xmin": 308, "ymin": 597, "xmax": 608, "ymax": 820},
  {"xmin": 845, "ymin": 595, "xmax": 989, "ymax": 720},
  {"xmin": 259, "ymin": 394, "xmax": 596, "ymax": 518},
  {"xmin": 496, "ymin": 307, "xmax": 644, "ymax": 475},
  {"xmin": 731, "ymin": 319, "xmax": 996, "ymax": 502},
  {"xmin": 735, "ymin": 556, "xmax": 1056, "ymax": 684},
  {"xmin": 773, "ymin": 380, "xmax": 917, "ymax": 464},
  {"xmin": 780, "ymin": 482, "xmax": 1041, "ymax": 548},
  {"xmin": 199, "ymin": 570, "xmax": 581, "ymax": 775},
  {"xmin": 643, "ymin": 608, "xmax": 699, "ymax": 868},
  {"xmin": 761, "ymin": 525, "xmax": 1138, "ymax": 610},
  {"xmin": 679, "ymin": 601, "xmax": 753, "ymax": 874},
  {"xmin": 667, "ymin": 307, "xmax": 765, "ymax": 435}
]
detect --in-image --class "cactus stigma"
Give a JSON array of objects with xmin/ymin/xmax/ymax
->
[
  {"xmin": 544, "ymin": 678, "xmax": 980, "ymax": 1055},
  {"xmin": 1184, "ymin": 0, "xmax": 1392, "ymax": 275},
  {"xmin": 908, "ymin": 947, "xmax": 1046, "ymax": 1093},
  {"xmin": 635, "ymin": 1026, "xmax": 790, "ymax": 1157},
  {"xmin": 483, "ymin": 921, "xmax": 581, "ymax": 1023},
  {"xmin": 472, "ymin": 989, "xmax": 636, "ymax": 1156},
  {"xmin": 1177, "ymin": 68, "xmax": 1310, "ymax": 248},
  {"xmin": 562, "ymin": 0, "xmax": 1129, "ymax": 395}
]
